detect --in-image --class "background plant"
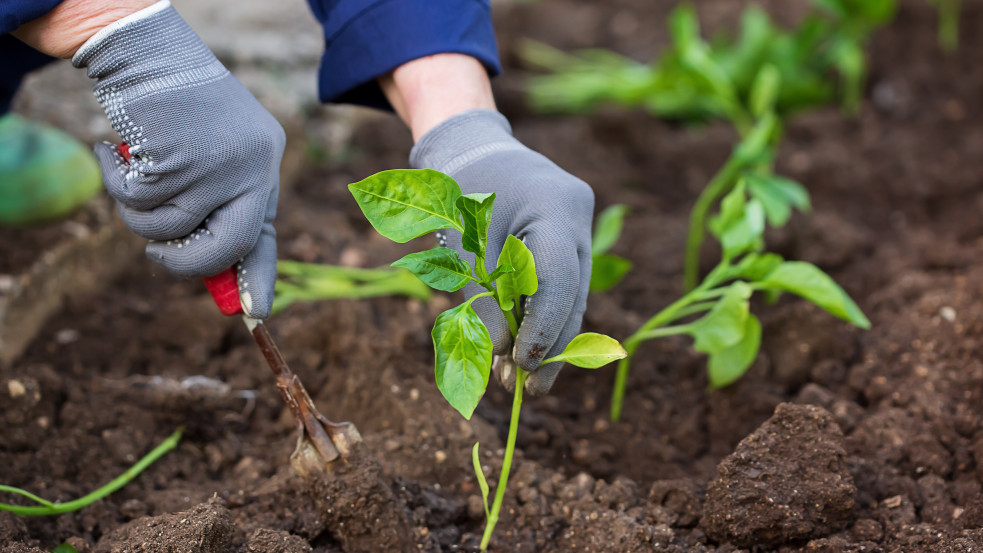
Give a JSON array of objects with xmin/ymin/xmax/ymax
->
[
  {"xmin": 349, "ymin": 169, "xmax": 626, "ymax": 550},
  {"xmin": 272, "ymin": 260, "xmax": 432, "ymax": 314},
  {"xmin": 590, "ymin": 204, "xmax": 632, "ymax": 293}
]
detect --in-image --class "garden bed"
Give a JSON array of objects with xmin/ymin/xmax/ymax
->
[{"xmin": 4, "ymin": 0, "xmax": 983, "ymax": 551}]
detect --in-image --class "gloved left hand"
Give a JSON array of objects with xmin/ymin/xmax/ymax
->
[
  {"xmin": 410, "ymin": 109, "xmax": 595, "ymax": 396},
  {"xmin": 72, "ymin": 1, "xmax": 284, "ymax": 318}
]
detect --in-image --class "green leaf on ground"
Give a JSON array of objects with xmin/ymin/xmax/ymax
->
[
  {"xmin": 496, "ymin": 235, "xmax": 538, "ymax": 311},
  {"xmin": 348, "ymin": 169, "xmax": 463, "ymax": 243},
  {"xmin": 391, "ymin": 247, "xmax": 473, "ymax": 292},
  {"xmin": 758, "ymin": 261, "xmax": 870, "ymax": 329},
  {"xmin": 541, "ymin": 332, "xmax": 627, "ymax": 368},
  {"xmin": 708, "ymin": 313, "xmax": 762, "ymax": 388},
  {"xmin": 432, "ymin": 302, "xmax": 493, "ymax": 420},
  {"xmin": 457, "ymin": 193, "xmax": 495, "ymax": 259}
]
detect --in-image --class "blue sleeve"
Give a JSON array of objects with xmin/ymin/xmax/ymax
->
[
  {"xmin": 1, "ymin": 0, "xmax": 64, "ymax": 35},
  {"xmin": 305, "ymin": 0, "xmax": 501, "ymax": 110}
]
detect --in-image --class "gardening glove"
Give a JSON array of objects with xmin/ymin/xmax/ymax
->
[
  {"xmin": 72, "ymin": 0, "xmax": 285, "ymax": 319},
  {"xmin": 410, "ymin": 109, "xmax": 594, "ymax": 396}
]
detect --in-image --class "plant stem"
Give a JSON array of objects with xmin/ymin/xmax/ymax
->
[
  {"xmin": 480, "ymin": 369, "xmax": 528, "ymax": 552},
  {"xmin": 683, "ymin": 154, "xmax": 744, "ymax": 291},
  {"xmin": 938, "ymin": 0, "xmax": 960, "ymax": 51},
  {"xmin": 611, "ymin": 263, "xmax": 730, "ymax": 421},
  {"xmin": 0, "ymin": 427, "xmax": 184, "ymax": 516}
]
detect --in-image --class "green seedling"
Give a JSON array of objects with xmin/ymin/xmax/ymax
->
[
  {"xmin": 928, "ymin": 0, "xmax": 960, "ymax": 50},
  {"xmin": 0, "ymin": 427, "xmax": 183, "ymax": 516},
  {"xmin": 590, "ymin": 204, "xmax": 632, "ymax": 293},
  {"xmin": 272, "ymin": 259, "xmax": 432, "ymax": 314},
  {"xmin": 609, "ymin": 179, "xmax": 869, "ymax": 421},
  {"xmin": 523, "ymin": 1, "xmax": 893, "ymax": 121},
  {"xmin": 349, "ymin": 169, "xmax": 626, "ymax": 551}
]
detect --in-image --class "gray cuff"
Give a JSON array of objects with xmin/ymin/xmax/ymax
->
[{"xmin": 409, "ymin": 109, "xmax": 527, "ymax": 174}]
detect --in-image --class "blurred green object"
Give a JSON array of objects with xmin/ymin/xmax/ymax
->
[
  {"xmin": 0, "ymin": 114, "xmax": 102, "ymax": 226},
  {"xmin": 273, "ymin": 260, "xmax": 433, "ymax": 314}
]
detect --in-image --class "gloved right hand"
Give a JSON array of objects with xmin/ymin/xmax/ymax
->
[{"xmin": 72, "ymin": 0, "xmax": 284, "ymax": 319}]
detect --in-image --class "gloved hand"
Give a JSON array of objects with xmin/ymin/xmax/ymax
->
[
  {"xmin": 72, "ymin": 1, "xmax": 284, "ymax": 319},
  {"xmin": 410, "ymin": 109, "xmax": 594, "ymax": 395}
]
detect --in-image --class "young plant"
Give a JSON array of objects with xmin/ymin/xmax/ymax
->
[
  {"xmin": 928, "ymin": 0, "xmax": 960, "ymax": 50},
  {"xmin": 348, "ymin": 169, "xmax": 626, "ymax": 550},
  {"xmin": 590, "ymin": 204, "xmax": 632, "ymax": 293},
  {"xmin": 609, "ymin": 179, "xmax": 870, "ymax": 421},
  {"xmin": 272, "ymin": 259, "xmax": 432, "ymax": 314},
  {"xmin": 0, "ymin": 427, "xmax": 183, "ymax": 516}
]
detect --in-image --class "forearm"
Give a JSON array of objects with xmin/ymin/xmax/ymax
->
[
  {"xmin": 379, "ymin": 53, "xmax": 497, "ymax": 142},
  {"xmin": 12, "ymin": 0, "xmax": 155, "ymax": 58}
]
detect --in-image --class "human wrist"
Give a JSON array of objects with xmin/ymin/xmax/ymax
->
[
  {"xmin": 12, "ymin": 0, "xmax": 157, "ymax": 59},
  {"xmin": 379, "ymin": 53, "xmax": 497, "ymax": 142}
]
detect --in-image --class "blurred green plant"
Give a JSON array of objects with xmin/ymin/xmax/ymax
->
[
  {"xmin": 273, "ymin": 260, "xmax": 432, "ymax": 314},
  {"xmin": 928, "ymin": 0, "xmax": 960, "ymax": 50},
  {"xmin": 523, "ymin": 1, "xmax": 894, "ymax": 121},
  {"xmin": 590, "ymin": 204, "xmax": 632, "ymax": 293}
]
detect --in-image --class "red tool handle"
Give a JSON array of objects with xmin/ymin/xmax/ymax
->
[{"xmin": 118, "ymin": 142, "xmax": 243, "ymax": 317}]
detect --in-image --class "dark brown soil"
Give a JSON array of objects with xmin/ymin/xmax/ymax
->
[{"xmin": 4, "ymin": 0, "xmax": 983, "ymax": 551}]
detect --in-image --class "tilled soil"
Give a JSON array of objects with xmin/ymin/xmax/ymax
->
[{"xmin": 4, "ymin": 0, "xmax": 983, "ymax": 551}]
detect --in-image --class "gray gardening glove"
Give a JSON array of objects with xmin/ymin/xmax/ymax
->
[
  {"xmin": 72, "ymin": 1, "xmax": 284, "ymax": 319},
  {"xmin": 410, "ymin": 109, "xmax": 594, "ymax": 395}
]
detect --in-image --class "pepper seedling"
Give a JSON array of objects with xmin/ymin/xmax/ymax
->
[
  {"xmin": 590, "ymin": 204, "xmax": 632, "ymax": 293},
  {"xmin": 348, "ymin": 169, "xmax": 626, "ymax": 550},
  {"xmin": 609, "ymin": 176, "xmax": 870, "ymax": 421}
]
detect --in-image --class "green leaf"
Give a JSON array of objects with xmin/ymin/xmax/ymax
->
[
  {"xmin": 707, "ymin": 313, "xmax": 762, "ymax": 388},
  {"xmin": 541, "ymin": 332, "xmax": 627, "ymax": 368},
  {"xmin": 457, "ymin": 193, "xmax": 495, "ymax": 259},
  {"xmin": 496, "ymin": 235, "xmax": 538, "ymax": 311},
  {"xmin": 732, "ymin": 252, "xmax": 784, "ymax": 282},
  {"xmin": 590, "ymin": 253, "xmax": 633, "ymax": 293},
  {"xmin": 472, "ymin": 443, "xmax": 490, "ymax": 519},
  {"xmin": 746, "ymin": 173, "xmax": 811, "ymax": 227},
  {"xmin": 758, "ymin": 261, "xmax": 870, "ymax": 329},
  {"xmin": 432, "ymin": 302, "xmax": 493, "ymax": 420},
  {"xmin": 486, "ymin": 264, "xmax": 515, "ymax": 283},
  {"xmin": 348, "ymin": 169, "xmax": 463, "ymax": 243},
  {"xmin": 749, "ymin": 64, "xmax": 781, "ymax": 118},
  {"xmin": 709, "ymin": 182, "xmax": 765, "ymax": 258},
  {"xmin": 689, "ymin": 282, "xmax": 752, "ymax": 354},
  {"xmin": 391, "ymin": 247, "xmax": 474, "ymax": 292},
  {"xmin": 593, "ymin": 204, "xmax": 629, "ymax": 255},
  {"xmin": 51, "ymin": 546, "xmax": 79, "ymax": 553}
]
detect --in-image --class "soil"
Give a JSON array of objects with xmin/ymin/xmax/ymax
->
[{"xmin": 4, "ymin": 0, "xmax": 983, "ymax": 551}]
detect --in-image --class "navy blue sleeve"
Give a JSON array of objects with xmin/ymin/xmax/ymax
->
[
  {"xmin": 1, "ymin": 0, "xmax": 64, "ymax": 35},
  {"xmin": 305, "ymin": 0, "xmax": 501, "ymax": 110}
]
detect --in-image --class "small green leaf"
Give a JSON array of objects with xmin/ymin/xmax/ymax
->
[
  {"xmin": 590, "ymin": 254, "xmax": 633, "ymax": 293},
  {"xmin": 707, "ymin": 313, "xmax": 762, "ymax": 388},
  {"xmin": 758, "ymin": 261, "xmax": 870, "ymax": 329},
  {"xmin": 689, "ymin": 282, "xmax": 752, "ymax": 354},
  {"xmin": 348, "ymin": 169, "xmax": 463, "ymax": 243},
  {"xmin": 496, "ymin": 235, "xmax": 538, "ymax": 311},
  {"xmin": 749, "ymin": 64, "xmax": 781, "ymax": 118},
  {"xmin": 593, "ymin": 204, "xmax": 629, "ymax": 255},
  {"xmin": 457, "ymin": 193, "xmax": 496, "ymax": 259},
  {"xmin": 472, "ymin": 442, "xmax": 490, "ymax": 519},
  {"xmin": 486, "ymin": 264, "xmax": 515, "ymax": 283},
  {"xmin": 732, "ymin": 252, "xmax": 784, "ymax": 282},
  {"xmin": 746, "ymin": 173, "xmax": 810, "ymax": 227},
  {"xmin": 391, "ymin": 247, "xmax": 473, "ymax": 292},
  {"xmin": 51, "ymin": 546, "xmax": 79, "ymax": 553},
  {"xmin": 432, "ymin": 302, "xmax": 493, "ymax": 419},
  {"xmin": 541, "ymin": 332, "xmax": 627, "ymax": 368},
  {"xmin": 710, "ymin": 182, "xmax": 765, "ymax": 258}
]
